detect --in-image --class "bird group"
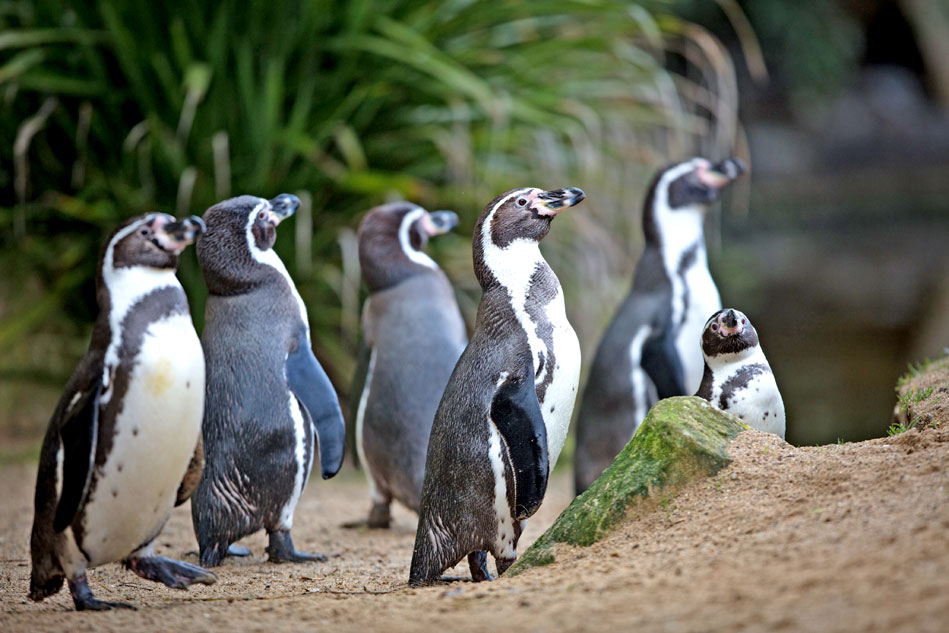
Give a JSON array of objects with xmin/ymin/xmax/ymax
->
[{"xmin": 28, "ymin": 157, "xmax": 786, "ymax": 610}]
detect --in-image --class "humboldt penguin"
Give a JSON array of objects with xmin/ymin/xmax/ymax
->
[
  {"xmin": 29, "ymin": 214, "xmax": 214, "ymax": 611},
  {"xmin": 191, "ymin": 194, "xmax": 345, "ymax": 567},
  {"xmin": 350, "ymin": 202, "xmax": 467, "ymax": 528},
  {"xmin": 574, "ymin": 157, "xmax": 745, "ymax": 494},
  {"xmin": 409, "ymin": 186, "xmax": 585, "ymax": 586},
  {"xmin": 695, "ymin": 308, "xmax": 786, "ymax": 438}
]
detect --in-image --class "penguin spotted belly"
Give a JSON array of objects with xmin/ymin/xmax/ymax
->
[
  {"xmin": 80, "ymin": 314, "xmax": 204, "ymax": 566},
  {"xmin": 537, "ymin": 291, "xmax": 581, "ymax": 470}
]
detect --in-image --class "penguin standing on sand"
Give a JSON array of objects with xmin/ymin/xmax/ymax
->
[
  {"xmin": 350, "ymin": 202, "xmax": 467, "ymax": 528},
  {"xmin": 29, "ymin": 214, "xmax": 214, "ymax": 611},
  {"xmin": 574, "ymin": 157, "xmax": 745, "ymax": 494},
  {"xmin": 191, "ymin": 194, "xmax": 345, "ymax": 567},
  {"xmin": 696, "ymin": 308, "xmax": 786, "ymax": 438},
  {"xmin": 409, "ymin": 186, "xmax": 585, "ymax": 586}
]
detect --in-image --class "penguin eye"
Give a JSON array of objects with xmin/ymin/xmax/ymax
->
[
  {"xmin": 139, "ymin": 226, "xmax": 151, "ymax": 237},
  {"xmin": 257, "ymin": 211, "xmax": 267, "ymax": 220},
  {"xmin": 741, "ymin": 318, "xmax": 746, "ymax": 325},
  {"xmin": 711, "ymin": 323, "xmax": 719, "ymax": 331},
  {"xmin": 516, "ymin": 197, "xmax": 528, "ymax": 208}
]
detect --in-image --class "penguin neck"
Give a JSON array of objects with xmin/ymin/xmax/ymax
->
[
  {"xmin": 360, "ymin": 237, "xmax": 439, "ymax": 293},
  {"xmin": 649, "ymin": 205, "xmax": 708, "ymax": 280},
  {"xmin": 245, "ymin": 242, "xmax": 310, "ymax": 333},
  {"xmin": 705, "ymin": 344, "xmax": 767, "ymax": 372}
]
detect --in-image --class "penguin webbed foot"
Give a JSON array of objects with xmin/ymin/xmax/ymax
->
[
  {"xmin": 468, "ymin": 551, "xmax": 494, "ymax": 582},
  {"xmin": 266, "ymin": 530, "xmax": 327, "ymax": 563},
  {"xmin": 125, "ymin": 556, "xmax": 218, "ymax": 589},
  {"xmin": 68, "ymin": 575, "xmax": 136, "ymax": 611}
]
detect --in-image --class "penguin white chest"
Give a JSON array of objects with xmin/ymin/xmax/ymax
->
[
  {"xmin": 708, "ymin": 350, "xmax": 785, "ymax": 439},
  {"xmin": 538, "ymin": 289, "xmax": 581, "ymax": 470},
  {"xmin": 675, "ymin": 264, "xmax": 721, "ymax": 393},
  {"xmin": 80, "ymin": 314, "xmax": 205, "ymax": 565}
]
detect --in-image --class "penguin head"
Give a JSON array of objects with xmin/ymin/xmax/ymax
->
[
  {"xmin": 197, "ymin": 194, "xmax": 300, "ymax": 293},
  {"xmin": 473, "ymin": 186, "xmax": 585, "ymax": 288},
  {"xmin": 357, "ymin": 202, "xmax": 459, "ymax": 291},
  {"xmin": 101, "ymin": 213, "xmax": 205, "ymax": 273},
  {"xmin": 643, "ymin": 157, "xmax": 745, "ymax": 244},
  {"xmin": 701, "ymin": 308, "xmax": 760, "ymax": 361}
]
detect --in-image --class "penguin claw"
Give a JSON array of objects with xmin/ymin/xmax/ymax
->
[
  {"xmin": 126, "ymin": 556, "xmax": 218, "ymax": 589},
  {"xmin": 227, "ymin": 544, "xmax": 252, "ymax": 557}
]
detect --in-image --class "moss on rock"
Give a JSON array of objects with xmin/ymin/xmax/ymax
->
[{"xmin": 510, "ymin": 396, "xmax": 746, "ymax": 574}]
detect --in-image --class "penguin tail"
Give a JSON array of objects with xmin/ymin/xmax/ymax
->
[
  {"xmin": 29, "ymin": 519, "xmax": 65, "ymax": 601},
  {"xmin": 409, "ymin": 514, "xmax": 456, "ymax": 587}
]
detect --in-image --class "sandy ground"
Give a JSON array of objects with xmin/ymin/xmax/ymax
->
[{"xmin": 1, "ymin": 423, "xmax": 948, "ymax": 633}]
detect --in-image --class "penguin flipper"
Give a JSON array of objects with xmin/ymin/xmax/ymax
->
[
  {"xmin": 53, "ymin": 381, "xmax": 101, "ymax": 532},
  {"xmin": 175, "ymin": 435, "xmax": 204, "ymax": 506},
  {"xmin": 490, "ymin": 363, "xmax": 549, "ymax": 520},
  {"xmin": 286, "ymin": 328, "xmax": 345, "ymax": 479},
  {"xmin": 640, "ymin": 329, "xmax": 686, "ymax": 399}
]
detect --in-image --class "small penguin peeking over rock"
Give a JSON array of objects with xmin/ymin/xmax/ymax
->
[
  {"xmin": 191, "ymin": 194, "xmax": 345, "ymax": 567},
  {"xmin": 409, "ymin": 186, "xmax": 585, "ymax": 586},
  {"xmin": 574, "ymin": 157, "xmax": 746, "ymax": 495},
  {"xmin": 695, "ymin": 308, "xmax": 786, "ymax": 438},
  {"xmin": 349, "ymin": 202, "xmax": 467, "ymax": 529},
  {"xmin": 29, "ymin": 213, "xmax": 215, "ymax": 611}
]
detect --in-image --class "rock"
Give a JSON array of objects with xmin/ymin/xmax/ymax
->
[{"xmin": 509, "ymin": 396, "xmax": 746, "ymax": 574}]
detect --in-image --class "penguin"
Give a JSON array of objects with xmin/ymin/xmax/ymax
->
[
  {"xmin": 191, "ymin": 194, "xmax": 345, "ymax": 567},
  {"xmin": 409, "ymin": 186, "xmax": 585, "ymax": 586},
  {"xmin": 695, "ymin": 308, "xmax": 786, "ymax": 438},
  {"xmin": 574, "ymin": 157, "xmax": 745, "ymax": 494},
  {"xmin": 349, "ymin": 202, "xmax": 467, "ymax": 528},
  {"xmin": 29, "ymin": 214, "xmax": 214, "ymax": 611}
]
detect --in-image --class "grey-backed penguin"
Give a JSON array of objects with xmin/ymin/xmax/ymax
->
[
  {"xmin": 29, "ymin": 214, "xmax": 214, "ymax": 611},
  {"xmin": 409, "ymin": 186, "xmax": 585, "ymax": 586},
  {"xmin": 574, "ymin": 157, "xmax": 745, "ymax": 494},
  {"xmin": 349, "ymin": 202, "xmax": 467, "ymax": 528},
  {"xmin": 695, "ymin": 308, "xmax": 786, "ymax": 438},
  {"xmin": 191, "ymin": 194, "xmax": 345, "ymax": 567}
]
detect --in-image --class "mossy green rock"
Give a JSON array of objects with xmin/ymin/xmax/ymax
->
[{"xmin": 510, "ymin": 396, "xmax": 746, "ymax": 574}]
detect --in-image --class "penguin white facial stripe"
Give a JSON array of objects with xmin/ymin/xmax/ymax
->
[
  {"xmin": 244, "ymin": 199, "xmax": 310, "ymax": 333},
  {"xmin": 398, "ymin": 207, "xmax": 438, "ymax": 270}
]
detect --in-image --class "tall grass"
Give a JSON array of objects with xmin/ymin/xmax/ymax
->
[{"xmin": 0, "ymin": 0, "xmax": 743, "ymax": 435}]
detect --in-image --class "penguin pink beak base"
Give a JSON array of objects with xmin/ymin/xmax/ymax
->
[
  {"xmin": 421, "ymin": 210, "xmax": 459, "ymax": 237},
  {"xmin": 695, "ymin": 157, "xmax": 747, "ymax": 189},
  {"xmin": 153, "ymin": 215, "xmax": 206, "ymax": 254},
  {"xmin": 532, "ymin": 187, "xmax": 586, "ymax": 217},
  {"xmin": 711, "ymin": 308, "xmax": 746, "ymax": 337}
]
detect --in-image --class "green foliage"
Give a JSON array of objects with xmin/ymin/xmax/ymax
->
[
  {"xmin": 0, "ymin": 1, "xmax": 739, "ymax": 430},
  {"xmin": 896, "ymin": 386, "xmax": 934, "ymax": 415}
]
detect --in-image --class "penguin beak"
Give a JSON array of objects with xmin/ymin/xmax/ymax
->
[
  {"xmin": 422, "ymin": 210, "xmax": 459, "ymax": 236},
  {"xmin": 717, "ymin": 309, "xmax": 743, "ymax": 336},
  {"xmin": 268, "ymin": 194, "xmax": 301, "ymax": 225},
  {"xmin": 154, "ymin": 216, "xmax": 206, "ymax": 253},
  {"xmin": 696, "ymin": 157, "xmax": 747, "ymax": 189},
  {"xmin": 533, "ymin": 187, "xmax": 586, "ymax": 217}
]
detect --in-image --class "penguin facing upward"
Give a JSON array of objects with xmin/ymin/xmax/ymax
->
[
  {"xmin": 191, "ymin": 194, "xmax": 345, "ymax": 567},
  {"xmin": 574, "ymin": 157, "xmax": 745, "ymax": 494},
  {"xmin": 350, "ymin": 202, "xmax": 467, "ymax": 528},
  {"xmin": 29, "ymin": 214, "xmax": 214, "ymax": 611},
  {"xmin": 409, "ymin": 186, "xmax": 585, "ymax": 586},
  {"xmin": 696, "ymin": 308, "xmax": 786, "ymax": 438}
]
